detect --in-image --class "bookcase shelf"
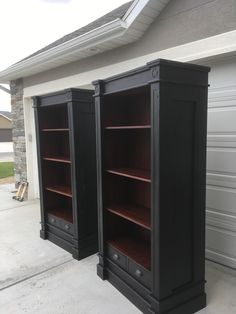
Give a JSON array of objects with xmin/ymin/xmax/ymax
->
[
  {"xmin": 34, "ymin": 89, "xmax": 98, "ymax": 260},
  {"xmin": 45, "ymin": 186, "xmax": 72, "ymax": 198},
  {"xmin": 106, "ymin": 168, "xmax": 150, "ymax": 183},
  {"xmin": 43, "ymin": 156, "xmax": 71, "ymax": 164},
  {"xmin": 105, "ymin": 125, "xmax": 151, "ymax": 130},
  {"xmin": 94, "ymin": 59, "xmax": 210, "ymax": 314},
  {"xmin": 41, "ymin": 128, "xmax": 69, "ymax": 132},
  {"xmin": 106, "ymin": 203, "xmax": 150, "ymax": 230}
]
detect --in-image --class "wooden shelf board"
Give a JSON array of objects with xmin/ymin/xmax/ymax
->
[
  {"xmin": 105, "ymin": 125, "xmax": 151, "ymax": 130},
  {"xmin": 106, "ymin": 203, "xmax": 151, "ymax": 230},
  {"xmin": 106, "ymin": 168, "xmax": 151, "ymax": 183},
  {"xmin": 41, "ymin": 128, "xmax": 69, "ymax": 132},
  {"xmin": 109, "ymin": 237, "xmax": 151, "ymax": 270},
  {"xmin": 48, "ymin": 208, "xmax": 73, "ymax": 223},
  {"xmin": 43, "ymin": 156, "xmax": 71, "ymax": 164},
  {"xmin": 45, "ymin": 186, "xmax": 72, "ymax": 197}
]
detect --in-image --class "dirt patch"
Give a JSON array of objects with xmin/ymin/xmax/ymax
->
[{"xmin": 0, "ymin": 176, "xmax": 15, "ymax": 185}]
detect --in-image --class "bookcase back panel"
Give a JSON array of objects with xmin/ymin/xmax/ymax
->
[
  {"xmin": 43, "ymin": 161, "xmax": 71, "ymax": 188},
  {"xmin": 104, "ymin": 175, "xmax": 150, "ymax": 209},
  {"xmin": 41, "ymin": 132, "xmax": 70, "ymax": 159},
  {"xmin": 104, "ymin": 130, "xmax": 150, "ymax": 171},
  {"xmin": 103, "ymin": 88, "xmax": 150, "ymax": 127},
  {"xmin": 39, "ymin": 104, "xmax": 68, "ymax": 129},
  {"xmin": 44, "ymin": 191, "xmax": 72, "ymax": 211}
]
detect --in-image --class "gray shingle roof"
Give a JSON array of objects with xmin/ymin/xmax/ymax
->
[
  {"xmin": 0, "ymin": 111, "xmax": 11, "ymax": 120},
  {"xmin": 22, "ymin": 1, "xmax": 133, "ymax": 61}
]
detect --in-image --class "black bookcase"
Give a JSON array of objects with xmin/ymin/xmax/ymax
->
[
  {"xmin": 93, "ymin": 59, "xmax": 210, "ymax": 313},
  {"xmin": 33, "ymin": 88, "xmax": 98, "ymax": 260}
]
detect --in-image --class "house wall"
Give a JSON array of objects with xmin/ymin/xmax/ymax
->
[
  {"xmin": 24, "ymin": 0, "xmax": 236, "ymax": 88},
  {"xmin": 0, "ymin": 116, "xmax": 12, "ymax": 129}
]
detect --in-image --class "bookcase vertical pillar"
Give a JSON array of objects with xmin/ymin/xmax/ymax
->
[{"xmin": 94, "ymin": 80, "xmax": 107, "ymax": 279}]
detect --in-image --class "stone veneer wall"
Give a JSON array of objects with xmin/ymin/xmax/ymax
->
[{"xmin": 10, "ymin": 79, "xmax": 27, "ymax": 183}]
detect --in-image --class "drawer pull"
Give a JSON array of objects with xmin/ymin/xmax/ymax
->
[
  {"xmin": 113, "ymin": 253, "xmax": 119, "ymax": 261},
  {"xmin": 51, "ymin": 218, "xmax": 55, "ymax": 223},
  {"xmin": 135, "ymin": 269, "xmax": 143, "ymax": 278},
  {"xmin": 65, "ymin": 224, "xmax": 70, "ymax": 230}
]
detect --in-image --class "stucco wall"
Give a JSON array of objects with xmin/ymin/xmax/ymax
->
[{"xmin": 24, "ymin": 0, "xmax": 236, "ymax": 88}]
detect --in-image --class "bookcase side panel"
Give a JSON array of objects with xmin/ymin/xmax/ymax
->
[{"xmin": 158, "ymin": 78, "xmax": 208, "ymax": 299}]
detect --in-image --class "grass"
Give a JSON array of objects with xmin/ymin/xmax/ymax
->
[{"xmin": 0, "ymin": 162, "xmax": 14, "ymax": 179}]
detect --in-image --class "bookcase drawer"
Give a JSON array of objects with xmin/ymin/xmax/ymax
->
[
  {"xmin": 107, "ymin": 245, "xmax": 127, "ymax": 270},
  {"xmin": 47, "ymin": 213, "xmax": 60, "ymax": 228},
  {"xmin": 47, "ymin": 213, "xmax": 74, "ymax": 235},
  {"xmin": 127, "ymin": 259, "xmax": 151, "ymax": 288}
]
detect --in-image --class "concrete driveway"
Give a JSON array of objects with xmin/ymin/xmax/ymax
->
[{"xmin": 0, "ymin": 184, "xmax": 236, "ymax": 314}]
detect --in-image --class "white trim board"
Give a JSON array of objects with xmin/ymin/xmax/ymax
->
[{"xmin": 24, "ymin": 30, "xmax": 236, "ymax": 97}]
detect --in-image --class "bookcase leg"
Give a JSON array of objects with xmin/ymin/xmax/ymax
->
[
  {"xmin": 97, "ymin": 263, "xmax": 107, "ymax": 280},
  {"xmin": 97, "ymin": 253, "xmax": 107, "ymax": 280},
  {"xmin": 40, "ymin": 229, "xmax": 48, "ymax": 240},
  {"xmin": 72, "ymin": 250, "xmax": 80, "ymax": 260}
]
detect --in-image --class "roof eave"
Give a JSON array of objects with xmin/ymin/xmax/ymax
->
[
  {"xmin": 0, "ymin": 18, "xmax": 127, "ymax": 83},
  {"xmin": 0, "ymin": 0, "xmax": 170, "ymax": 83}
]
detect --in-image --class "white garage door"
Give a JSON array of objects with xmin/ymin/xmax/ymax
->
[{"xmin": 206, "ymin": 56, "xmax": 236, "ymax": 269}]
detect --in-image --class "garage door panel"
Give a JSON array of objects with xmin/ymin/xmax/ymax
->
[
  {"xmin": 208, "ymin": 107, "xmax": 236, "ymax": 134},
  {"xmin": 207, "ymin": 210, "xmax": 236, "ymax": 232},
  {"xmin": 208, "ymin": 89, "xmax": 236, "ymax": 147},
  {"xmin": 206, "ymin": 186, "xmax": 236, "ymax": 216},
  {"xmin": 205, "ymin": 58, "xmax": 236, "ymax": 269},
  {"xmin": 207, "ymin": 135, "xmax": 236, "ymax": 148},
  {"xmin": 207, "ymin": 173, "xmax": 236, "ymax": 189},
  {"xmin": 206, "ymin": 226, "xmax": 236, "ymax": 269},
  {"xmin": 208, "ymin": 85, "xmax": 236, "ymax": 108},
  {"xmin": 207, "ymin": 148, "xmax": 236, "ymax": 174}
]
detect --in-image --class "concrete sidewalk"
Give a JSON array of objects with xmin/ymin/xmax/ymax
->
[{"xmin": 0, "ymin": 184, "xmax": 236, "ymax": 314}]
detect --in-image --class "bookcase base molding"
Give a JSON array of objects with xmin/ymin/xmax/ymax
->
[
  {"xmin": 94, "ymin": 59, "xmax": 210, "ymax": 313},
  {"xmin": 40, "ymin": 229, "xmax": 98, "ymax": 260},
  {"xmin": 98, "ymin": 265, "xmax": 206, "ymax": 314}
]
